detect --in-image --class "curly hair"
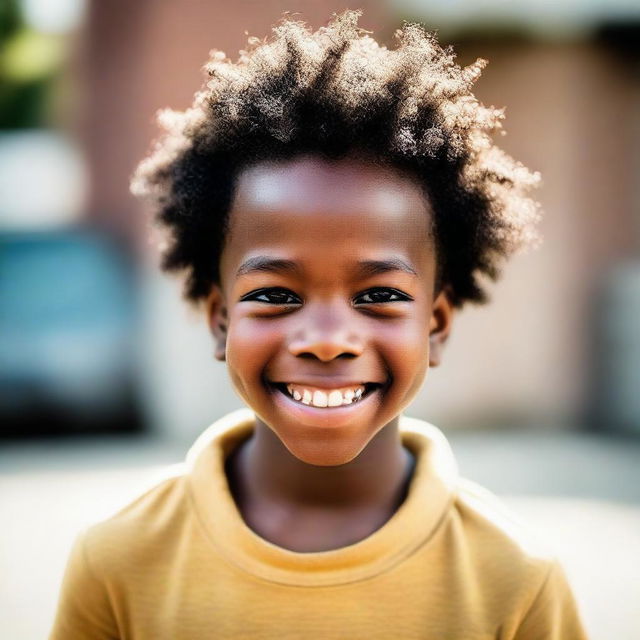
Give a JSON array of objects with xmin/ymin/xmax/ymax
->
[{"xmin": 131, "ymin": 9, "xmax": 540, "ymax": 308}]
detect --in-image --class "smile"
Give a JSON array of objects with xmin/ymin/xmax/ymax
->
[{"xmin": 269, "ymin": 382, "xmax": 382, "ymax": 409}]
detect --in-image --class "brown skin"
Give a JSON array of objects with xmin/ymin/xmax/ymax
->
[{"xmin": 207, "ymin": 155, "xmax": 454, "ymax": 551}]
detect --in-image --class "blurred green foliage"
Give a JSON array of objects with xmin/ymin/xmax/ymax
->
[{"xmin": 0, "ymin": 0, "xmax": 65, "ymax": 129}]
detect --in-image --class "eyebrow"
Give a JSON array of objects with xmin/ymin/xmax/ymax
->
[
  {"xmin": 235, "ymin": 256, "xmax": 417, "ymax": 278},
  {"xmin": 355, "ymin": 258, "xmax": 418, "ymax": 278},
  {"xmin": 236, "ymin": 256, "xmax": 301, "ymax": 278}
]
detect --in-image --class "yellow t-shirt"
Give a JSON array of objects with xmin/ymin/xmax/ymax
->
[{"xmin": 50, "ymin": 409, "xmax": 588, "ymax": 639}]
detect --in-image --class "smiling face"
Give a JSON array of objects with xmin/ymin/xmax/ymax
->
[{"xmin": 207, "ymin": 155, "xmax": 454, "ymax": 466}]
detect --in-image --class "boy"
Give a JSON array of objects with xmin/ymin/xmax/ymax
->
[{"xmin": 51, "ymin": 10, "xmax": 588, "ymax": 639}]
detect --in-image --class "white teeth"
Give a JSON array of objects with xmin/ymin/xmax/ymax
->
[
  {"xmin": 312, "ymin": 390, "xmax": 328, "ymax": 407},
  {"xmin": 327, "ymin": 390, "xmax": 343, "ymax": 407},
  {"xmin": 282, "ymin": 383, "xmax": 371, "ymax": 408}
]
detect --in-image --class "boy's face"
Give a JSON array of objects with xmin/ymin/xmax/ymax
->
[{"xmin": 208, "ymin": 155, "xmax": 453, "ymax": 466}]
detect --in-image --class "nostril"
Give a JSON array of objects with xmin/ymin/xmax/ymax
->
[
  {"xmin": 296, "ymin": 352, "xmax": 318, "ymax": 360},
  {"xmin": 294, "ymin": 351, "xmax": 360, "ymax": 360}
]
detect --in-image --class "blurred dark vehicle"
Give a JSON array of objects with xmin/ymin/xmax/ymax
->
[{"xmin": 0, "ymin": 230, "xmax": 141, "ymax": 437}]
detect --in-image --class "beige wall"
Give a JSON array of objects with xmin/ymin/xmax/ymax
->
[{"xmin": 411, "ymin": 42, "xmax": 639, "ymax": 426}]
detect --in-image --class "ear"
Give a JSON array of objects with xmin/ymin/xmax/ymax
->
[
  {"xmin": 206, "ymin": 284, "xmax": 228, "ymax": 361},
  {"xmin": 428, "ymin": 286, "xmax": 455, "ymax": 367}
]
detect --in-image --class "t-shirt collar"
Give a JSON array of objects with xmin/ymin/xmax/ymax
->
[{"xmin": 187, "ymin": 408, "xmax": 458, "ymax": 586}]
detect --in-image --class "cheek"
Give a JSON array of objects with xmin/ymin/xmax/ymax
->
[
  {"xmin": 225, "ymin": 318, "xmax": 279, "ymax": 379},
  {"xmin": 378, "ymin": 321, "xmax": 430, "ymax": 386}
]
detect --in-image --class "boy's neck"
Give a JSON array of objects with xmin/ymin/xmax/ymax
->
[{"xmin": 224, "ymin": 417, "xmax": 416, "ymax": 551}]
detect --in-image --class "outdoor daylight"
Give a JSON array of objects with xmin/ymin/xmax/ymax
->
[{"xmin": 1, "ymin": 1, "xmax": 639, "ymax": 638}]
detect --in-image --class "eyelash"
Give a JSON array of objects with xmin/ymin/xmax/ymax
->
[{"xmin": 239, "ymin": 287, "xmax": 413, "ymax": 305}]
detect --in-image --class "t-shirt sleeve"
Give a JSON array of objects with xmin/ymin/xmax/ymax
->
[
  {"xmin": 513, "ymin": 560, "xmax": 589, "ymax": 640},
  {"xmin": 49, "ymin": 531, "xmax": 119, "ymax": 640}
]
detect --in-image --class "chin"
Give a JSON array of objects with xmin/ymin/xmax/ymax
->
[{"xmin": 283, "ymin": 434, "xmax": 366, "ymax": 467}]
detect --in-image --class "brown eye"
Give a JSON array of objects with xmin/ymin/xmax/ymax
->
[
  {"xmin": 355, "ymin": 288, "xmax": 412, "ymax": 304},
  {"xmin": 240, "ymin": 288, "xmax": 301, "ymax": 305}
]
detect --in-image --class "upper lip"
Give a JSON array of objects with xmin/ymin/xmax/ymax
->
[{"xmin": 268, "ymin": 377, "xmax": 385, "ymax": 389}]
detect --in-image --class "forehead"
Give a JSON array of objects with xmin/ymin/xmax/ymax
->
[{"xmin": 220, "ymin": 155, "xmax": 434, "ymax": 282}]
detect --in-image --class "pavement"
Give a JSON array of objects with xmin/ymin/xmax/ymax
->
[{"xmin": 1, "ymin": 425, "xmax": 639, "ymax": 640}]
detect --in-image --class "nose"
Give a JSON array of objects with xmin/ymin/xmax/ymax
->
[{"xmin": 287, "ymin": 300, "xmax": 365, "ymax": 361}]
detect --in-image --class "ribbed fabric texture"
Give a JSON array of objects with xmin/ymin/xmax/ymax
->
[{"xmin": 50, "ymin": 409, "xmax": 588, "ymax": 639}]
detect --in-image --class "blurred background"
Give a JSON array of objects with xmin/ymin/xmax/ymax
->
[{"xmin": 1, "ymin": 0, "xmax": 639, "ymax": 638}]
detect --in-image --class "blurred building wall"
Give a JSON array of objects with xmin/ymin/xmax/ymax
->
[
  {"xmin": 412, "ymin": 40, "xmax": 639, "ymax": 427},
  {"xmin": 78, "ymin": 1, "xmax": 639, "ymax": 437},
  {"xmin": 80, "ymin": 0, "xmax": 393, "ymax": 246}
]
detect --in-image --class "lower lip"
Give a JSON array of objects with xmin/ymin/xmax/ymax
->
[{"xmin": 268, "ymin": 385, "xmax": 382, "ymax": 428}]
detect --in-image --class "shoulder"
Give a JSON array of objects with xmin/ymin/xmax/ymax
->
[
  {"xmin": 452, "ymin": 477, "xmax": 557, "ymax": 575},
  {"xmin": 449, "ymin": 479, "xmax": 565, "ymax": 614},
  {"xmin": 51, "ymin": 467, "xmax": 193, "ymax": 638},
  {"xmin": 401, "ymin": 416, "xmax": 562, "ymax": 595},
  {"xmin": 401, "ymin": 415, "xmax": 557, "ymax": 576},
  {"xmin": 81, "ymin": 464, "xmax": 191, "ymax": 576},
  {"xmin": 446, "ymin": 479, "xmax": 588, "ymax": 637}
]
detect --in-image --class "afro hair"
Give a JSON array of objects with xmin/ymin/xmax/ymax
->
[{"xmin": 131, "ymin": 9, "xmax": 541, "ymax": 308}]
